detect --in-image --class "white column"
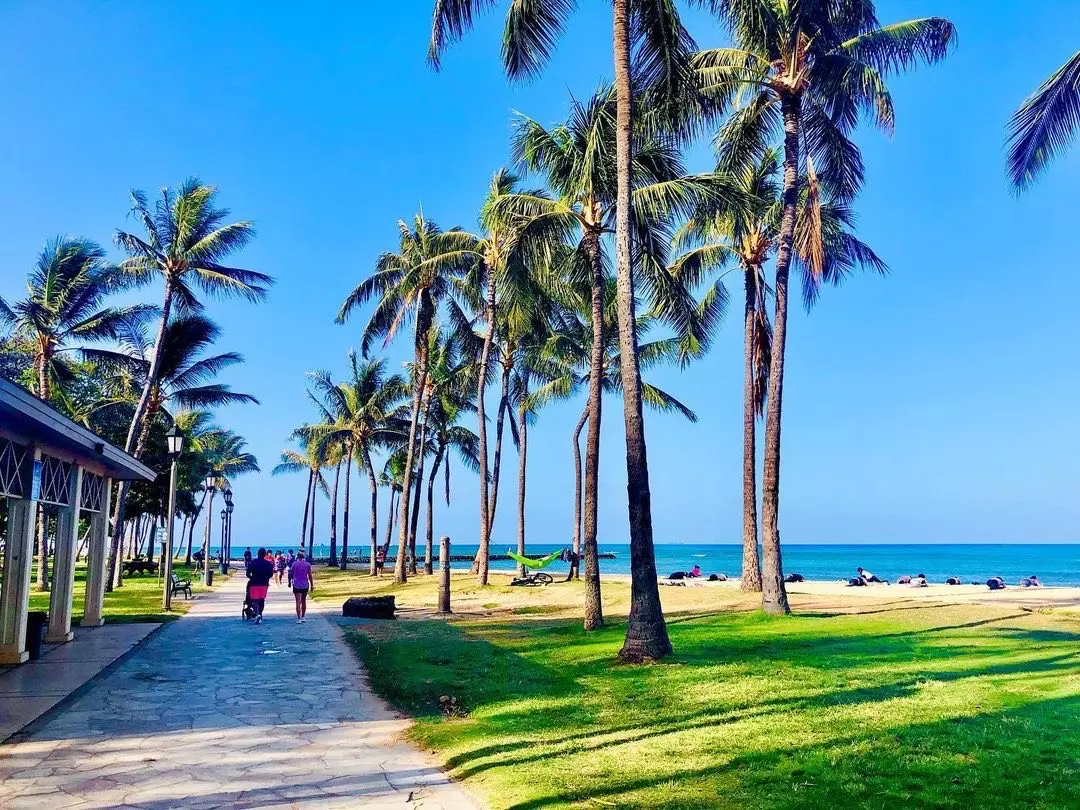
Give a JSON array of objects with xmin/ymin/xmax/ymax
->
[
  {"xmin": 82, "ymin": 477, "xmax": 111, "ymax": 628},
  {"xmin": 0, "ymin": 493, "xmax": 39, "ymax": 664},
  {"xmin": 46, "ymin": 465, "xmax": 83, "ymax": 643}
]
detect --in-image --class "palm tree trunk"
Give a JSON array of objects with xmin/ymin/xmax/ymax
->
[
  {"xmin": 382, "ymin": 488, "xmax": 397, "ymax": 557},
  {"xmin": 408, "ymin": 402, "xmax": 431, "ymax": 575},
  {"xmin": 612, "ymin": 0, "xmax": 671, "ymax": 661},
  {"xmin": 474, "ymin": 269, "xmax": 496, "ymax": 586},
  {"xmin": 300, "ymin": 469, "xmax": 313, "ymax": 550},
  {"xmin": 397, "ymin": 301, "xmax": 433, "ymax": 584},
  {"xmin": 741, "ymin": 269, "xmax": 763, "ymax": 592},
  {"xmin": 328, "ymin": 458, "xmax": 341, "ymax": 566},
  {"xmin": 340, "ymin": 444, "xmax": 354, "ymax": 570},
  {"xmin": 108, "ymin": 284, "xmax": 176, "ymax": 594},
  {"xmin": 308, "ymin": 471, "xmax": 317, "ymax": 557},
  {"xmin": 185, "ymin": 491, "xmax": 205, "ymax": 566},
  {"xmin": 582, "ymin": 230, "xmax": 605, "ymax": 631},
  {"xmin": 425, "ymin": 448, "xmax": 444, "ymax": 576},
  {"xmin": 363, "ymin": 447, "xmax": 378, "ymax": 578},
  {"xmin": 475, "ymin": 361, "xmax": 510, "ymax": 582},
  {"xmin": 760, "ymin": 94, "xmax": 800, "ymax": 616},
  {"xmin": 200, "ymin": 489, "xmax": 216, "ymax": 583},
  {"xmin": 569, "ymin": 406, "xmax": 588, "ymax": 581},
  {"xmin": 35, "ymin": 509, "xmax": 49, "ymax": 591},
  {"xmin": 516, "ymin": 399, "xmax": 528, "ymax": 579},
  {"xmin": 35, "ymin": 351, "xmax": 51, "ymax": 402}
]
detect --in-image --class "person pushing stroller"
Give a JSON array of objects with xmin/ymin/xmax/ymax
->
[{"xmin": 245, "ymin": 548, "xmax": 275, "ymax": 624}]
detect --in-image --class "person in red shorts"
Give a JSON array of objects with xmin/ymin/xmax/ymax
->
[{"xmin": 246, "ymin": 547, "xmax": 275, "ymax": 624}]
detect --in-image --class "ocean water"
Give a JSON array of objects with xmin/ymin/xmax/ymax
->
[{"xmin": 227, "ymin": 542, "xmax": 1080, "ymax": 587}]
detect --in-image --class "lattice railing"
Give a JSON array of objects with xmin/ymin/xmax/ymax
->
[
  {"xmin": 0, "ymin": 437, "xmax": 29, "ymax": 498},
  {"xmin": 38, "ymin": 455, "xmax": 71, "ymax": 507},
  {"xmin": 81, "ymin": 472, "xmax": 104, "ymax": 513}
]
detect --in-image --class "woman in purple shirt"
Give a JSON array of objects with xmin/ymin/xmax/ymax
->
[{"xmin": 290, "ymin": 551, "xmax": 314, "ymax": 623}]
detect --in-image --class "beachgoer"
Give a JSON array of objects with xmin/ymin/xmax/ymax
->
[
  {"xmin": 912, "ymin": 573, "xmax": 928, "ymax": 587},
  {"xmin": 945, "ymin": 576, "xmax": 961, "ymax": 585},
  {"xmin": 689, "ymin": 564, "xmax": 702, "ymax": 578},
  {"xmin": 275, "ymin": 552, "xmax": 287, "ymax": 584},
  {"xmin": 857, "ymin": 567, "xmax": 888, "ymax": 584},
  {"xmin": 286, "ymin": 549, "xmax": 296, "ymax": 586},
  {"xmin": 668, "ymin": 571, "xmax": 687, "ymax": 580},
  {"xmin": 987, "ymin": 576, "xmax": 1006, "ymax": 590},
  {"xmin": 246, "ymin": 548, "xmax": 275, "ymax": 624},
  {"xmin": 243, "ymin": 547, "xmax": 252, "ymax": 570},
  {"xmin": 785, "ymin": 573, "xmax": 806, "ymax": 583},
  {"xmin": 1022, "ymin": 575, "xmax": 1042, "ymax": 588},
  {"xmin": 897, "ymin": 575, "xmax": 912, "ymax": 584},
  {"xmin": 291, "ymin": 551, "xmax": 314, "ymax": 623},
  {"xmin": 848, "ymin": 577, "xmax": 866, "ymax": 587},
  {"xmin": 375, "ymin": 548, "xmax": 386, "ymax": 576}
]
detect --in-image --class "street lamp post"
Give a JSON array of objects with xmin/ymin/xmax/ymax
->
[
  {"xmin": 221, "ymin": 489, "xmax": 234, "ymax": 574},
  {"xmin": 219, "ymin": 508, "xmax": 227, "ymax": 575},
  {"xmin": 202, "ymin": 470, "xmax": 219, "ymax": 586},
  {"xmin": 162, "ymin": 424, "xmax": 185, "ymax": 610}
]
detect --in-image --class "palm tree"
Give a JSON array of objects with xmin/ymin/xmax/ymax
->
[
  {"xmin": 429, "ymin": 0, "xmax": 701, "ymax": 661},
  {"xmin": 378, "ymin": 453, "xmax": 407, "ymax": 567},
  {"xmin": 528, "ymin": 279, "xmax": 698, "ymax": 626},
  {"xmin": 90, "ymin": 313, "xmax": 258, "ymax": 589},
  {"xmin": 675, "ymin": 145, "xmax": 886, "ymax": 593},
  {"xmin": 109, "ymin": 179, "xmax": 270, "ymax": 589},
  {"xmin": 271, "ymin": 436, "xmax": 327, "ymax": 555},
  {"xmin": 0, "ymin": 237, "xmax": 151, "ymax": 402},
  {"xmin": 694, "ymin": 2, "xmax": 954, "ymax": 614},
  {"xmin": 196, "ymin": 430, "xmax": 259, "ymax": 573},
  {"xmin": 305, "ymin": 355, "xmax": 409, "ymax": 574},
  {"xmin": 496, "ymin": 89, "xmax": 723, "ymax": 634},
  {"xmin": 337, "ymin": 215, "xmax": 476, "ymax": 583},
  {"xmin": 1007, "ymin": 51, "xmax": 1080, "ymax": 190},
  {"xmin": 0, "ymin": 237, "xmax": 149, "ymax": 590}
]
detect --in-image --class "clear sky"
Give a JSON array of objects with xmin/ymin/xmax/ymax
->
[{"xmin": 1, "ymin": 1, "xmax": 1077, "ymax": 547}]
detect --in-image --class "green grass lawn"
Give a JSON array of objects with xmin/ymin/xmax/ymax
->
[
  {"xmin": 28, "ymin": 561, "xmax": 220, "ymax": 624},
  {"xmin": 341, "ymin": 589, "xmax": 1080, "ymax": 809}
]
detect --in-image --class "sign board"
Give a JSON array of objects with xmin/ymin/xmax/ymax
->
[{"xmin": 30, "ymin": 459, "xmax": 42, "ymax": 501}]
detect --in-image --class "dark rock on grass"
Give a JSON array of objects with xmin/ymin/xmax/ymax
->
[{"xmin": 342, "ymin": 595, "xmax": 396, "ymax": 619}]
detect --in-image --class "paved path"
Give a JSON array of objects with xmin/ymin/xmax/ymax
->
[{"xmin": 0, "ymin": 572, "xmax": 478, "ymax": 809}]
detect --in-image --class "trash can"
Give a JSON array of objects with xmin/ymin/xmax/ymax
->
[
  {"xmin": 25, "ymin": 611, "xmax": 48, "ymax": 660},
  {"xmin": 206, "ymin": 569, "xmax": 214, "ymax": 587}
]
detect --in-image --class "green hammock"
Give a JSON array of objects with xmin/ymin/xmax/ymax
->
[{"xmin": 507, "ymin": 549, "xmax": 563, "ymax": 569}]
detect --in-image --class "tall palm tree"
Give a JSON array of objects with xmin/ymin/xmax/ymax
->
[
  {"xmin": 271, "ymin": 436, "xmax": 328, "ymax": 554},
  {"xmin": 0, "ymin": 237, "xmax": 151, "ymax": 402},
  {"xmin": 496, "ymin": 89, "xmax": 724, "ymax": 634},
  {"xmin": 1007, "ymin": 50, "xmax": 1080, "ymax": 191},
  {"xmin": 110, "ymin": 179, "xmax": 270, "ymax": 588},
  {"xmin": 378, "ymin": 453, "xmax": 407, "ymax": 567},
  {"xmin": 90, "ymin": 313, "xmax": 258, "ymax": 589},
  {"xmin": 305, "ymin": 355, "xmax": 409, "ymax": 574},
  {"xmin": 675, "ymin": 145, "xmax": 886, "ymax": 593},
  {"xmin": 337, "ymin": 215, "xmax": 476, "ymax": 583},
  {"xmin": 429, "ymin": 0, "xmax": 700, "ymax": 661},
  {"xmin": 694, "ymin": 2, "xmax": 954, "ymax": 614},
  {"xmin": 0, "ymin": 237, "xmax": 149, "ymax": 590},
  {"xmin": 196, "ymin": 429, "xmax": 260, "ymax": 574},
  {"xmin": 528, "ymin": 279, "xmax": 698, "ymax": 625}
]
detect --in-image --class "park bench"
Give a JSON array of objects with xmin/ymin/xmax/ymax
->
[
  {"xmin": 170, "ymin": 573, "xmax": 192, "ymax": 600},
  {"xmin": 121, "ymin": 558, "xmax": 160, "ymax": 576}
]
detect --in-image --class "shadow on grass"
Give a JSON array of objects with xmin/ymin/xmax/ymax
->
[{"xmin": 346, "ymin": 606, "xmax": 1080, "ymax": 808}]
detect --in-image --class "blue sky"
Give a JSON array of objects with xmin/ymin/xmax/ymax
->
[{"xmin": 1, "ymin": 1, "xmax": 1077, "ymax": 547}]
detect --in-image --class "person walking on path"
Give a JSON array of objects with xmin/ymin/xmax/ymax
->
[
  {"xmin": 243, "ymin": 546, "xmax": 252, "ymax": 570},
  {"xmin": 291, "ymin": 550, "xmax": 314, "ymax": 623},
  {"xmin": 246, "ymin": 547, "xmax": 275, "ymax": 624}
]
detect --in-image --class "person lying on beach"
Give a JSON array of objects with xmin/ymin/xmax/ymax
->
[
  {"xmin": 785, "ymin": 573, "xmax": 806, "ymax": 583},
  {"xmin": 945, "ymin": 576, "xmax": 962, "ymax": 585},
  {"xmin": 857, "ymin": 567, "xmax": 888, "ymax": 584},
  {"xmin": 1021, "ymin": 575, "xmax": 1042, "ymax": 587},
  {"xmin": 847, "ymin": 577, "xmax": 866, "ymax": 587},
  {"xmin": 912, "ymin": 574, "xmax": 928, "ymax": 587},
  {"xmin": 708, "ymin": 573, "xmax": 728, "ymax": 582},
  {"xmin": 987, "ymin": 576, "xmax": 1006, "ymax": 590}
]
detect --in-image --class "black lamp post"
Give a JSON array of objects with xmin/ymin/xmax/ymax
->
[
  {"xmin": 162, "ymin": 424, "xmax": 184, "ymax": 610},
  {"xmin": 201, "ymin": 469, "xmax": 221, "ymax": 586},
  {"xmin": 223, "ymin": 497, "xmax": 235, "ymax": 575}
]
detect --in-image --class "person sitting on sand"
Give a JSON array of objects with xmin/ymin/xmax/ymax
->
[
  {"xmin": 1021, "ymin": 575, "xmax": 1042, "ymax": 588},
  {"xmin": 987, "ymin": 576, "xmax": 1006, "ymax": 590},
  {"xmin": 911, "ymin": 573, "xmax": 928, "ymax": 587},
  {"xmin": 857, "ymin": 567, "xmax": 888, "ymax": 584},
  {"xmin": 688, "ymin": 564, "xmax": 702, "ymax": 578}
]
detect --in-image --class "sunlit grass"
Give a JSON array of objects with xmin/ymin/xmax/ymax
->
[
  {"xmin": 29, "ymin": 561, "xmax": 220, "ymax": 624},
  {"xmin": 327, "ymin": 569, "xmax": 1080, "ymax": 809}
]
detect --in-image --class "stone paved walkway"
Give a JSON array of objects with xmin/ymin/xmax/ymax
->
[{"xmin": 0, "ymin": 571, "xmax": 479, "ymax": 809}]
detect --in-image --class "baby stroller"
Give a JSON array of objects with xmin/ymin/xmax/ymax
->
[{"xmin": 241, "ymin": 581, "xmax": 258, "ymax": 621}]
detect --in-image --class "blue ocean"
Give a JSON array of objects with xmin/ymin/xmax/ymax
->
[{"xmin": 236, "ymin": 543, "xmax": 1080, "ymax": 587}]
